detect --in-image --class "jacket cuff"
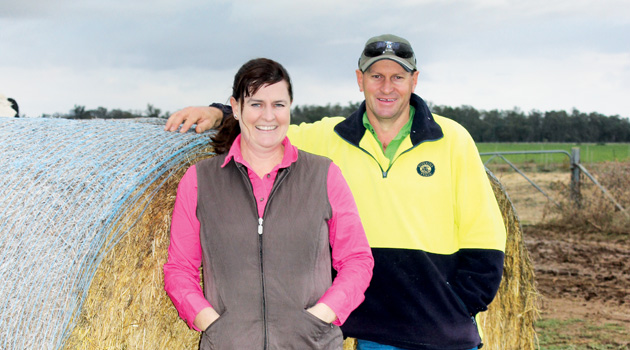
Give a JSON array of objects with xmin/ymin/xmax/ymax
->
[
  {"xmin": 183, "ymin": 293, "xmax": 213, "ymax": 331},
  {"xmin": 318, "ymin": 289, "xmax": 350, "ymax": 326},
  {"xmin": 209, "ymin": 103, "xmax": 233, "ymax": 126}
]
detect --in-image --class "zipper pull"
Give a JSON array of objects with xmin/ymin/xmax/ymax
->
[{"xmin": 258, "ymin": 217, "xmax": 263, "ymax": 235}]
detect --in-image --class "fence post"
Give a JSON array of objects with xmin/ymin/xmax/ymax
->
[{"xmin": 570, "ymin": 147, "xmax": 581, "ymax": 206}]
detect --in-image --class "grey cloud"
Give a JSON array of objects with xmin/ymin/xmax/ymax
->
[{"xmin": 2, "ymin": 0, "xmax": 629, "ymax": 117}]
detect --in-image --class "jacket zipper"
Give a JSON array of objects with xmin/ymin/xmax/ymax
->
[
  {"xmin": 334, "ymin": 133, "xmax": 389, "ymax": 177},
  {"xmin": 383, "ymin": 143, "xmax": 421, "ymax": 175},
  {"xmin": 335, "ymin": 130, "xmax": 427, "ymax": 178}
]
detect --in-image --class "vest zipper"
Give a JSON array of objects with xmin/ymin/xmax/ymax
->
[
  {"xmin": 237, "ymin": 163, "xmax": 291, "ymax": 350},
  {"xmin": 258, "ymin": 217, "xmax": 267, "ymax": 349},
  {"xmin": 258, "ymin": 168, "xmax": 290, "ymax": 349},
  {"xmin": 235, "ymin": 165, "xmax": 269, "ymax": 349}
]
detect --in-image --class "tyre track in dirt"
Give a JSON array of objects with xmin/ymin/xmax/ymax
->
[{"xmin": 524, "ymin": 225, "xmax": 630, "ymax": 326}]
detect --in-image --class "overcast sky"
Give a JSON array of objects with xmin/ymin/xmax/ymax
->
[{"xmin": 1, "ymin": 0, "xmax": 629, "ymax": 118}]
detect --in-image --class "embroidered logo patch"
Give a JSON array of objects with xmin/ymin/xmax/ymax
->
[{"xmin": 417, "ymin": 161, "xmax": 435, "ymax": 177}]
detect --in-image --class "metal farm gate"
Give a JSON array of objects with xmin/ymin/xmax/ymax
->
[{"xmin": 481, "ymin": 148, "xmax": 628, "ymax": 217}]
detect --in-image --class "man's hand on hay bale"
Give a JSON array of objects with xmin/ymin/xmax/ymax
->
[
  {"xmin": 194, "ymin": 307, "xmax": 221, "ymax": 331},
  {"xmin": 165, "ymin": 106, "xmax": 222, "ymax": 133}
]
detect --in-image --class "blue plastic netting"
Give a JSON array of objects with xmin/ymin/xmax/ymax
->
[{"xmin": 0, "ymin": 117, "xmax": 212, "ymax": 349}]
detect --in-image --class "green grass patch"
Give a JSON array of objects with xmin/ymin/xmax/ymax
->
[
  {"xmin": 536, "ymin": 318, "xmax": 629, "ymax": 350},
  {"xmin": 477, "ymin": 143, "xmax": 630, "ymax": 166}
]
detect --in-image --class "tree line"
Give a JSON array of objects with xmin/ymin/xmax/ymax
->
[
  {"xmin": 43, "ymin": 104, "xmax": 169, "ymax": 120},
  {"xmin": 46, "ymin": 102, "xmax": 630, "ymax": 143},
  {"xmin": 294, "ymin": 103, "xmax": 630, "ymax": 143},
  {"xmin": 431, "ymin": 105, "xmax": 630, "ymax": 143}
]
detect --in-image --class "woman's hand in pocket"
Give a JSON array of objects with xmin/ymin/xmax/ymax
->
[
  {"xmin": 306, "ymin": 303, "xmax": 337, "ymax": 324},
  {"xmin": 194, "ymin": 307, "xmax": 221, "ymax": 331}
]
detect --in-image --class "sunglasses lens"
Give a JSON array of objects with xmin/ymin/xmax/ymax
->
[
  {"xmin": 363, "ymin": 42, "xmax": 388, "ymax": 57},
  {"xmin": 363, "ymin": 48, "xmax": 382, "ymax": 57},
  {"xmin": 395, "ymin": 49, "xmax": 414, "ymax": 59},
  {"xmin": 363, "ymin": 41, "xmax": 414, "ymax": 59},
  {"xmin": 391, "ymin": 43, "xmax": 414, "ymax": 58}
]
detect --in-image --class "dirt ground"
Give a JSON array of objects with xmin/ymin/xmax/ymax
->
[{"xmin": 494, "ymin": 170, "xmax": 630, "ymax": 347}]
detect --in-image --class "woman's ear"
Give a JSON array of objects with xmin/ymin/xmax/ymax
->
[{"xmin": 229, "ymin": 96, "xmax": 239, "ymax": 116}]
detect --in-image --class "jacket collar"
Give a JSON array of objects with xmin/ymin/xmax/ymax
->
[{"xmin": 334, "ymin": 93, "xmax": 443, "ymax": 147}]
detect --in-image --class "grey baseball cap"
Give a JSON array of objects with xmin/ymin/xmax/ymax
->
[{"xmin": 358, "ymin": 34, "xmax": 417, "ymax": 72}]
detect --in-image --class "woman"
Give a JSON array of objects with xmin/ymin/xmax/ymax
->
[{"xmin": 163, "ymin": 58, "xmax": 373, "ymax": 349}]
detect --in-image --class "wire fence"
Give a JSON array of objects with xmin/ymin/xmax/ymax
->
[{"xmin": 0, "ymin": 117, "xmax": 212, "ymax": 349}]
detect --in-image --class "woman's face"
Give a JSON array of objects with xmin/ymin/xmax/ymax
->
[{"xmin": 231, "ymin": 81, "xmax": 291, "ymax": 156}]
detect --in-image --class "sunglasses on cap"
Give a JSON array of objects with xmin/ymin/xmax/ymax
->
[{"xmin": 362, "ymin": 41, "xmax": 414, "ymax": 59}]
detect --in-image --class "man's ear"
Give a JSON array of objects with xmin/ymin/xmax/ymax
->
[
  {"xmin": 355, "ymin": 69, "xmax": 365, "ymax": 92},
  {"xmin": 411, "ymin": 70, "xmax": 420, "ymax": 93}
]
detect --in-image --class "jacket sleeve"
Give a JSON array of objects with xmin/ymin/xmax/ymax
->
[
  {"xmin": 449, "ymin": 123, "xmax": 507, "ymax": 315},
  {"xmin": 163, "ymin": 165, "xmax": 212, "ymax": 330},
  {"xmin": 318, "ymin": 162, "xmax": 374, "ymax": 325},
  {"xmin": 286, "ymin": 117, "xmax": 346, "ymax": 156}
]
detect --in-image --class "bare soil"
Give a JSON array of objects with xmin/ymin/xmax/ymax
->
[{"xmin": 493, "ymin": 170, "xmax": 630, "ymax": 347}]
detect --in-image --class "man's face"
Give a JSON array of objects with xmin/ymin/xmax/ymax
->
[{"xmin": 356, "ymin": 59, "xmax": 419, "ymax": 124}]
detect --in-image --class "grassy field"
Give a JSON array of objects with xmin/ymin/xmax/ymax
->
[
  {"xmin": 536, "ymin": 318, "xmax": 629, "ymax": 350},
  {"xmin": 477, "ymin": 143, "xmax": 630, "ymax": 166}
]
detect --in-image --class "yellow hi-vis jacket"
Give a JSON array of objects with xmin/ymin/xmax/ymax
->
[{"xmin": 287, "ymin": 93, "xmax": 506, "ymax": 349}]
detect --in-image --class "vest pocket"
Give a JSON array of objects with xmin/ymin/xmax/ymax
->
[
  {"xmin": 200, "ymin": 310, "xmax": 230, "ymax": 350},
  {"xmin": 301, "ymin": 308, "xmax": 335, "ymax": 332},
  {"xmin": 294, "ymin": 309, "xmax": 342, "ymax": 348}
]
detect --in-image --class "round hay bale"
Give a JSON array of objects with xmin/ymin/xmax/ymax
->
[
  {"xmin": 0, "ymin": 117, "xmax": 211, "ymax": 349},
  {"xmin": 478, "ymin": 170, "xmax": 539, "ymax": 350},
  {"xmin": 63, "ymin": 166, "xmax": 203, "ymax": 349}
]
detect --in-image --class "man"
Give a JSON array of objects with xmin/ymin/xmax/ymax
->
[{"xmin": 166, "ymin": 34, "xmax": 506, "ymax": 350}]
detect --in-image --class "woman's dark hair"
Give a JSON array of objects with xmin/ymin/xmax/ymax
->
[{"xmin": 210, "ymin": 58, "xmax": 293, "ymax": 154}]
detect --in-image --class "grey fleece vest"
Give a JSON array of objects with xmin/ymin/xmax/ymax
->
[{"xmin": 195, "ymin": 150, "xmax": 343, "ymax": 350}]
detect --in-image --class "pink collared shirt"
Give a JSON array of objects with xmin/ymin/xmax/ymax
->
[
  {"xmin": 164, "ymin": 136, "xmax": 373, "ymax": 330},
  {"xmin": 221, "ymin": 135, "xmax": 298, "ymax": 218}
]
